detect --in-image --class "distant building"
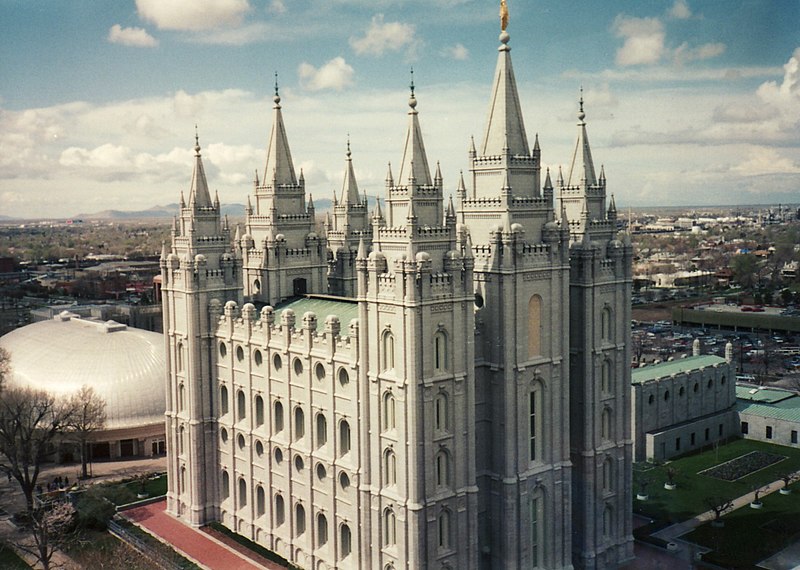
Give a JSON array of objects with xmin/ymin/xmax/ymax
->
[
  {"xmin": 30, "ymin": 302, "xmax": 163, "ymax": 333},
  {"xmin": 631, "ymin": 341, "xmax": 737, "ymax": 462},
  {"xmin": 737, "ymin": 385, "xmax": 800, "ymax": 448}
]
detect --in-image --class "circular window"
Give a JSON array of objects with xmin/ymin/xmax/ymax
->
[
  {"xmin": 254, "ymin": 350, "xmax": 263, "ymax": 366},
  {"xmin": 316, "ymin": 463, "xmax": 327, "ymax": 481},
  {"xmin": 255, "ymin": 440, "xmax": 264, "ymax": 457},
  {"xmin": 338, "ymin": 368, "xmax": 350, "ymax": 387},
  {"xmin": 274, "ymin": 447, "xmax": 283, "ymax": 464},
  {"xmin": 339, "ymin": 471, "xmax": 350, "ymax": 490},
  {"xmin": 219, "ymin": 342, "xmax": 227, "ymax": 358},
  {"xmin": 294, "ymin": 455, "xmax": 304, "ymax": 472},
  {"xmin": 648, "ymin": 394, "xmax": 654, "ymax": 405},
  {"xmin": 474, "ymin": 293, "xmax": 484, "ymax": 308},
  {"xmin": 237, "ymin": 434, "xmax": 246, "ymax": 450},
  {"xmin": 273, "ymin": 353, "xmax": 282, "ymax": 370},
  {"xmin": 664, "ymin": 390, "xmax": 670, "ymax": 401},
  {"xmin": 315, "ymin": 363, "xmax": 326, "ymax": 381},
  {"xmin": 679, "ymin": 386, "xmax": 685, "ymax": 397},
  {"xmin": 220, "ymin": 427, "xmax": 228, "ymax": 443},
  {"xmin": 293, "ymin": 358, "xmax": 303, "ymax": 375},
  {"xmin": 236, "ymin": 346, "xmax": 244, "ymax": 362}
]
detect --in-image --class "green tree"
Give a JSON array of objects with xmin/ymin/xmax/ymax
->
[{"xmin": 731, "ymin": 254, "xmax": 758, "ymax": 289}]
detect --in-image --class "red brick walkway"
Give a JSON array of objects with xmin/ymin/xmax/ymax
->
[{"xmin": 122, "ymin": 500, "xmax": 278, "ymax": 570}]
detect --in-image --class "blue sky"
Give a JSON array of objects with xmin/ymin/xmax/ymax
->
[{"xmin": 1, "ymin": 0, "xmax": 798, "ymax": 218}]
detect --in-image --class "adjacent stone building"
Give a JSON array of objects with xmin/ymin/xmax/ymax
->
[
  {"xmin": 162, "ymin": 13, "xmax": 633, "ymax": 570},
  {"xmin": 738, "ymin": 385, "xmax": 800, "ymax": 447}
]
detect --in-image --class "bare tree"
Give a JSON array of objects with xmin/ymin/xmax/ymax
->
[
  {"xmin": 16, "ymin": 502, "xmax": 77, "ymax": 570},
  {"xmin": 704, "ymin": 495, "xmax": 734, "ymax": 524},
  {"xmin": 67, "ymin": 385, "xmax": 107, "ymax": 480},
  {"xmin": 0, "ymin": 347, "xmax": 9, "ymax": 392},
  {"xmin": 0, "ymin": 387, "xmax": 75, "ymax": 510}
]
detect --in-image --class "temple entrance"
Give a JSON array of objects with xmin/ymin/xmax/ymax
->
[{"xmin": 293, "ymin": 278, "xmax": 307, "ymax": 296}]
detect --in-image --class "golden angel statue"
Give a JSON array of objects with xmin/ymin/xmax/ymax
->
[{"xmin": 500, "ymin": 0, "xmax": 509, "ymax": 31}]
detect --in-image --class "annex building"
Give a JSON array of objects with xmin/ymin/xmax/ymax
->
[{"xmin": 162, "ymin": 13, "xmax": 634, "ymax": 570}]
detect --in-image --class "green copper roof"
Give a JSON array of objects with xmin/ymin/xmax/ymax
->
[
  {"xmin": 631, "ymin": 355, "xmax": 727, "ymax": 385},
  {"xmin": 737, "ymin": 398, "xmax": 800, "ymax": 423},
  {"xmin": 736, "ymin": 385, "xmax": 796, "ymax": 404},
  {"xmin": 273, "ymin": 296, "xmax": 359, "ymax": 336}
]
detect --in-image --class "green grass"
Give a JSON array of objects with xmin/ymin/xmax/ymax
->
[
  {"xmin": 684, "ymin": 481, "xmax": 800, "ymax": 569},
  {"xmin": 0, "ymin": 542, "xmax": 31, "ymax": 569},
  {"xmin": 634, "ymin": 439, "xmax": 800, "ymax": 523},
  {"xmin": 207, "ymin": 522, "xmax": 297, "ymax": 569},
  {"xmin": 122, "ymin": 474, "xmax": 167, "ymax": 498}
]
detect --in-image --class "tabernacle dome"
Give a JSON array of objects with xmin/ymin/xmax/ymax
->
[{"xmin": 0, "ymin": 311, "xmax": 166, "ymax": 459}]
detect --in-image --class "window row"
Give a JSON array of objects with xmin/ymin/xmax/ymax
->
[
  {"xmin": 646, "ymin": 376, "xmax": 727, "ymax": 405},
  {"xmin": 381, "ymin": 448, "xmax": 452, "ymax": 488},
  {"xmin": 216, "ymin": 346, "xmax": 351, "ymax": 386}
]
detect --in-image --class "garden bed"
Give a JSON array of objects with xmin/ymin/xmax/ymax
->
[{"xmin": 700, "ymin": 451, "xmax": 786, "ymax": 481}]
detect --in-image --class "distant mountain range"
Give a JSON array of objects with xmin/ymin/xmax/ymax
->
[{"xmin": 72, "ymin": 198, "xmax": 339, "ymax": 220}]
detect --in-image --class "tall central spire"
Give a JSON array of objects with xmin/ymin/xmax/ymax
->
[
  {"xmin": 188, "ymin": 128, "xmax": 213, "ymax": 208},
  {"xmin": 397, "ymin": 70, "xmax": 432, "ymax": 186},
  {"xmin": 480, "ymin": 27, "xmax": 529, "ymax": 157},
  {"xmin": 567, "ymin": 92, "xmax": 597, "ymax": 187},
  {"xmin": 341, "ymin": 137, "xmax": 361, "ymax": 204},
  {"xmin": 263, "ymin": 75, "xmax": 297, "ymax": 186}
]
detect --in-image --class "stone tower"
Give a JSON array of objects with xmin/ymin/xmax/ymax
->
[
  {"xmin": 560, "ymin": 98, "xmax": 635, "ymax": 568},
  {"xmin": 460, "ymin": 26, "xmax": 574, "ymax": 569},
  {"xmin": 327, "ymin": 141, "xmax": 371, "ymax": 297},
  {"xmin": 161, "ymin": 134, "xmax": 242, "ymax": 525},
  {"xmin": 355, "ymin": 85, "xmax": 479, "ymax": 569},
  {"xmin": 239, "ymin": 85, "xmax": 327, "ymax": 305}
]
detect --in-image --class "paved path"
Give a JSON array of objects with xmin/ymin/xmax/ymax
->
[{"xmin": 123, "ymin": 500, "xmax": 281, "ymax": 570}]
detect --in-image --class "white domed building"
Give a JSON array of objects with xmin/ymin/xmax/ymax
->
[{"xmin": 0, "ymin": 311, "xmax": 166, "ymax": 460}]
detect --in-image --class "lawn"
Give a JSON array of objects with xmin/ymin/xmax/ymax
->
[
  {"xmin": 684, "ymin": 480, "xmax": 800, "ymax": 568},
  {"xmin": 121, "ymin": 473, "xmax": 168, "ymax": 500},
  {"xmin": 68, "ymin": 529, "xmax": 159, "ymax": 570},
  {"xmin": 0, "ymin": 543, "xmax": 30, "ymax": 569},
  {"xmin": 633, "ymin": 439, "xmax": 800, "ymax": 523}
]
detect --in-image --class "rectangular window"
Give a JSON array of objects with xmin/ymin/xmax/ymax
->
[
  {"xmin": 741, "ymin": 422, "xmax": 749, "ymax": 434},
  {"xmin": 718, "ymin": 423, "xmax": 723, "ymax": 437},
  {"xmin": 530, "ymin": 497, "xmax": 538, "ymax": 565},
  {"xmin": 690, "ymin": 432, "xmax": 696, "ymax": 446},
  {"xmin": 675, "ymin": 437, "xmax": 681, "ymax": 451},
  {"xmin": 529, "ymin": 392, "xmax": 536, "ymax": 461},
  {"xmin": 766, "ymin": 426, "xmax": 773, "ymax": 440},
  {"xmin": 792, "ymin": 431, "xmax": 798, "ymax": 444},
  {"xmin": 705, "ymin": 427, "xmax": 710, "ymax": 441}
]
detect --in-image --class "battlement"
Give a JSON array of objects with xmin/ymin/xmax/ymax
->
[
  {"xmin": 472, "ymin": 154, "xmax": 536, "ymax": 166},
  {"xmin": 462, "ymin": 196, "xmax": 503, "ymax": 208},
  {"xmin": 558, "ymin": 184, "xmax": 605, "ymax": 195},
  {"xmin": 388, "ymin": 184, "xmax": 439, "ymax": 196}
]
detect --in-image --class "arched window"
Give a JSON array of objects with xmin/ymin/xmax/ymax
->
[
  {"xmin": 255, "ymin": 395, "xmax": 264, "ymax": 427},
  {"xmin": 339, "ymin": 420, "xmax": 351, "ymax": 456},
  {"xmin": 383, "ymin": 508, "xmax": 396, "ymax": 546},
  {"xmin": 530, "ymin": 487, "xmax": 545, "ymax": 568},
  {"xmin": 340, "ymin": 524, "xmax": 352, "ymax": 558},
  {"xmin": 295, "ymin": 504, "xmax": 306, "ymax": 536},
  {"xmin": 382, "ymin": 331, "xmax": 395, "ymax": 371},
  {"xmin": 436, "ymin": 451, "xmax": 449, "ymax": 488},
  {"xmin": 434, "ymin": 393, "xmax": 448, "ymax": 432},
  {"xmin": 179, "ymin": 425, "xmax": 185, "ymax": 456},
  {"xmin": 274, "ymin": 400, "xmax": 284, "ymax": 432},
  {"xmin": 383, "ymin": 392, "xmax": 396, "ymax": 431},
  {"xmin": 256, "ymin": 485, "xmax": 265, "ymax": 516},
  {"xmin": 317, "ymin": 514, "xmax": 328, "ymax": 546},
  {"xmin": 601, "ymin": 306, "xmax": 614, "ymax": 341},
  {"xmin": 602, "ymin": 360, "xmax": 612, "ymax": 393},
  {"xmin": 316, "ymin": 413, "xmax": 327, "ymax": 448},
  {"xmin": 179, "ymin": 466, "xmax": 186, "ymax": 495},
  {"xmin": 603, "ymin": 505, "xmax": 613, "ymax": 537},
  {"xmin": 603, "ymin": 457, "xmax": 613, "ymax": 491},
  {"xmin": 295, "ymin": 407, "xmax": 305, "ymax": 440},
  {"xmin": 237, "ymin": 389, "xmax": 246, "ymax": 420},
  {"xmin": 434, "ymin": 331, "xmax": 448, "ymax": 372},
  {"xmin": 384, "ymin": 449, "xmax": 397, "ymax": 486},
  {"xmin": 221, "ymin": 470, "xmax": 230, "ymax": 499},
  {"xmin": 176, "ymin": 342, "xmax": 183, "ymax": 372},
  {"xmin": 275, "ymin": 494, "xmax": 285, "ymax": 526},
  {"xmin": 601, "ymin": 408, "xmax": 612, "ymax": 441},
  {"xmin": 238, "ymin": 478, "xmax": 247, "ymax": 508},
  {"xmin": 438, "ymin": 510, "xmax": 451, "ymax": 549},
  {"xmin": 528, "ymin": 295, "xmax": 542, "ymax": 357},
  {"xmin": 178, "ymin": 383, "xmax": 185, "ymax": 412},
  {"xmin": 220, "ymin": 385, "xmax": 229, "ymax": 415},
  {"xmin": 529, "ymin": 385, "xmax": 543, "ymax": 463}
]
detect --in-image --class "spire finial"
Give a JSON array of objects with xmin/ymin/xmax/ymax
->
[
  {"xmin": 500, "ymin": 0, "xmax": 509, "ymax": 31},
  {"xmin": 578, "ymin": 87, "xmax": 585, "ymax": 122},
  {"xmin": 410, "ymin": 67, "xmax": 415, "ymax": 97},
  {"xmin": 273, "ymin": 72, "xmax": 281, "ymax": 105},
  {"xmin": 408, "ymin": 67, "xmax": 417, "ymax": 109},
  {"xmin": 194, "ymin": 125, "xmax": 201, "ymax": 156},
  {"xmin": 346, "ymin": 133, "xmax": 351, "ymax": 158}
]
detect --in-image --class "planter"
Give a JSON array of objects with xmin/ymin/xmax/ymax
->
[
  {"xmin": 750, "ymin": 501, "xmax": 763, "ymax": 509},
  {"xmin": 664, "ymin": 483, "xmax": 676, "ymax": 491},
  {"xmin": 636, "ymin": 493, "xmax": 649, "ymax": 501},
  {"xmin": 136, "ymin": 493, "xmax": 149, "ymax": 499},
  {"xmin": 666, "ymin": 542, "xmax": 678, "ymax": 552},
  {"xmin": 780, "ymin": 488, "xmax": 792, "ymax": 495}
]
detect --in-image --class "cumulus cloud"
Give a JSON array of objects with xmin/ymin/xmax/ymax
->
[
  {"xmin": 298, "ymin": 57, "xmax": 355, "ymax": 91},
  {"xmin": 349, "ymin": 14, "xmax": 415, "ymax": 56},
  {"xmin": 757, "ymin": 47, "xmax": 800, "ymax": 107},
  {"xmin": 732, "ymin": 147, "xmax": 800, "ymax": 176},
  {"xmin": 107, "ymin": 24, "xmax": 158, "ymax": 47},
  {"xmin": 667, "ymin": 0, "xmax": 692, "ymax": 20},
  {"xmin": 612, "ymin": 16, "xmax": 665, "ymax": 66},
  {"xmin": 441, "ymin": 43, "xmax": 469, "ymax": 61},
  {"xmin": 136, "ymin": 0, "xmax": 250, "ymax": 31}
]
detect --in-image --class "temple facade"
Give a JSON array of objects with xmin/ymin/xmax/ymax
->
[{"xmin": 161, "ymin": 14, "xmax": 634, "ymax": 570}]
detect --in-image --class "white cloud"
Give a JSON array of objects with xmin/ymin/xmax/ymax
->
[
  {"xmin": 757, "ymin": 47, "xmax": 800, "ymax": 107},
  {"xmin": 268, "ymin": 0, "xmax": 286, "ymax": 14},
  {"xmin": 298, "ymin": 57, "xmax": 355, "ymax": 91},
  {"xmin": 667, "ymin": 0, "xmax": 692, "ymax": 20},
  {"xmin": 192, "ymin": 22, "xmax": 271, "ymax": 45},
  {"xmin": 673, "ymin": 42, "xmax": 725, "ymax": 65},
  {"xmin": 612, "ymin": 16, "xmax": 665, "ymax": 66},
  {"xmin": 441, "ymin": 43, "xmax": 469, "ymax": 61},
  {"xmin": 349, "ymin": 14, "xmax": 415, "ymax": 56},
  {"xmin": 732, "ymin": 147, "xmax": 800, "ymax": 176},
  {"xmin": 107, "ymin": 24, "xmax": 158, "ymax": 47},
  {"xmin": 136, "ymin": 0, "xmax": 250, "ymax": 31}
]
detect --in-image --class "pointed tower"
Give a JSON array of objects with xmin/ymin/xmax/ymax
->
[
  {"xmin": 241, "ymin": 82, "xmax": 326, "ymax": 304},
  {"xmin": 327, "ymin": 140, "xmax": 371, "ymax": 296},
  {"xmin": 355, "ymin": 83, "xmax": 479, "ymax": 570},
  {"xmin": 460, "ymin": 14, "xmax": 574, "ymax": 570},
  {"xmin": 161, "ymin": 133, "xmax": 241, "ymax": 526}
]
